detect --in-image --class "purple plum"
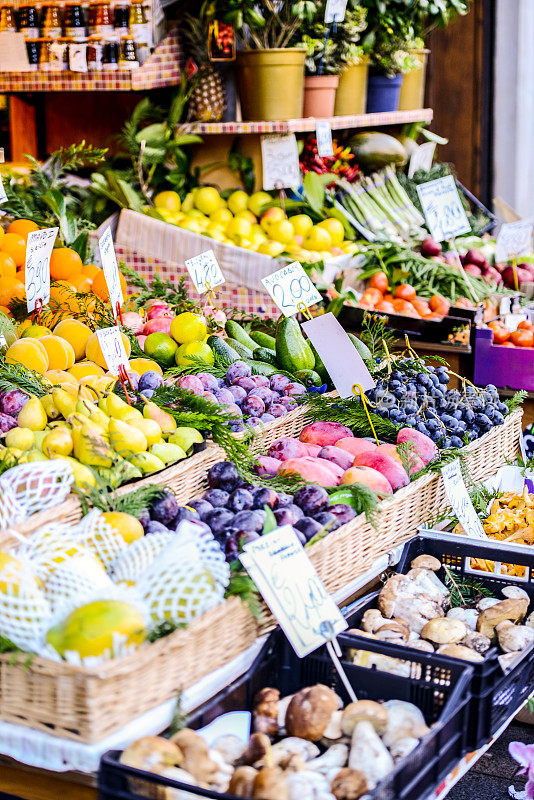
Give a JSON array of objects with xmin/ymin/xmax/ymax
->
[
  {"xmin": 260, "ymin": 413, "xmax": 275, "ymax": 423},
  {"xmin": 0, "ymin": 413, "xmax": 17, "ymax": 433},
  {"xmin": 328, "ymin": 504, "xmax": 358, "ymax": 526},
  {"xmin": 228, "ymin": 385, "xmax": 247, "ymax": 404},
  {"xmin": 138, "ymin": 509, "xmax": 150, "ymax": 530},
  {"xmin": 252, "ymin": 375, "xmax": 270, "ymax": 388},
  {"xmin": 172, "ymin": 506, "xmax": 200, "ymax": 528},
  {"xmin": 229, "ymin": 422, "xmax": 245, "ymax": 432},
  {"xmin": 225, "ymin": 534, "xmax": 239, "ymax": 561},
  {"xmin": 252, "ymin": 487, "xmax": 279, "ymax": 510},
  {"xmin": 138, "ymin": 371, "xmax": 163, "ymax": 393},
  {"xmin": 235, "ymin": 377, "xmax": 256, "ymax": 392},
  {"xmin": 249, "ymin": 387, "xmax": 275, "ymax": 408},
  {"xmin": 284, "ymin": 383, "xmax": 306, "ymax": 396},
  {"xmin": 0, "ymin": 390, "xmax": 28, "ymax": 417},
  {"xmin": 294, "ymin": 485, "xmax": 329, "ymax": 515},
  {"xmin": 215, "ymin": 387, "xmax": 235, "ymax": 405},
  {"xmin": 228, "ymin": 488, "xmax": 254, "ymax": 512},
  {"xmin": 274, "ymin": 508, "xmax": 294, "ymax": 527},
  {"xmin": 269, "ymin": 403, "xmax": 287, "ymax": 418},
  {"xmin": 242, "ymin": 396, "xmax": 265, "ymax": 417},
  {"xmin": 207, "ymin": 462, "xmax": 241, "ymax": 491},
  {"xmin": 146, "ymin": 520, "xmax": 170, "ymax": 535},
  {"xmin": 226, "ymin": 362, "xmax": 252, "ymax": 384},
  {"xmin": 286, "ymin": 504, "xmax": 304, "ymax": 524},
  {"xmin": 202, "ymin": 391, "xmax": 219, "ymax": 404},
  {"xmin": 239, "ymin": 531, "xmax": 261, "ymax": 547},
  {"xmin": 233, "ymin": 509, "xmax": 264, "ymax": 532},
  {"xmin": 177, "ymin": 375, "xmax": 204, "ymax": 395},
  {"xmin": 294, "ymin": 517, "xmax": 323, "ymax": 542},
  {"xmin": 246, "ymin": 417, "xmax": 262, "ymax": 427},
  {"xmin": 187, "ymin": 498, "xmax": 213, "ymax": 520},
  {"xmin": 203, "ymin": 488, "xmax": 230, "ymax": 507},
  {"xmin": 197, "ymin": 372, "xmax": 219, "ymax": 392},
  {"xmin": 314, "ymin": 511, "xmax": 340, "ymax": 531},
  {"xmin": 205, "ymin": 508, "xmax": 235, "ymax": 536},
  {"xmin": 150, "ymin": 490, "xmax": 179, "ymax": 526},
  {"xmin": 278, "ymin": 397, "xmax": 297, "ymax": 410},
  {"xmin": 269, "ymin": 374, "xmax": 291, "ymax": 393},
  {"xmin": 277, "ymin": 493, "xmax": 293, "ymax": 508}
]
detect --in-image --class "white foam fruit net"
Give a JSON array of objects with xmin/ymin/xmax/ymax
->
[
  {"xmin": 41, "ymin": 553, "xmax": 115, "ymax": 617},
  {"xmin": 75, "ymin": 510, "xmax": 128, "ymax": 569},
  {"xmin": 0, "ymin": 461, "xmax": 74, "ymax": 529},
  {"xmin": 110, "ymin": 531, "xmax": 175, "ymax": 585},
  {"xmin": 0, "ymin": 556, "xmax": 52, "ymax": 652}
]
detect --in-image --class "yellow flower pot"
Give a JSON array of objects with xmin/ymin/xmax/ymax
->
[
  {"xmin": 334, "ymin": 57, "xmax": 369, "ymax": 116},
  {"xmin": 237, "ymin": 48, "xmax": 306, "ymax": 121},
  {"xmin": 398, "ymin": 49, "xmax": 430, "ymax": 111}
]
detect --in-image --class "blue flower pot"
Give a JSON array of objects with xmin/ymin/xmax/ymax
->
[{"xmin": 366, "ymin": 72, "xmax": 403, "ymax": 113}]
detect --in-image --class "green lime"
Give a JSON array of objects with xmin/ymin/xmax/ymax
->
[{"xmin": 144, "ymin": 332, "xmax": 178, "ymax": 369}]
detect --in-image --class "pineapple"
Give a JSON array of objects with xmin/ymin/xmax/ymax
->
[{"xmin": 181, "ymin": 13, "xmax": 226, "ymax": 123}]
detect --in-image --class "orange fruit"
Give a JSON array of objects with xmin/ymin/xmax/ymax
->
[
  {"xmin": 6, "ymin": 219, "xmax": 39, "ymax": 240},
  {"xmin": 39, "ymin": 335, "xmax": 76, "ymax": 370},
  {"xmin": 429, "ymin": 294, "xmax": 450, "ymax": 316},
  {"xmin": 0, "ymin": 278, "xmax": 25, "ymax": 307},
  {"xmin": 2, "ymin": 233, "xmax": 26, "ymax": 267},
  {"xmin": 49, "ymin": 248, "xmax": 83, "ymax": 281},
  {"xmin": 5, "ymin": 338, "xmax": 49, "ymax": 374},
  {"xmin": 69, "ymin": 273, "xmax": 93, "ymax": 293},
  {"xmin": 0, "ymin": 305, "xmax": 11, "ymax": 315},
  {"xmin": 68, "ymin": 361, "xmax": 105, "ymax": 380},
  {"xmin": 368, "ymin": 272, "xmax": 389, "ymax": 293},
  {"xmin": 395, "ymin": 283, "xmax": 416, "ymax": 301},
  {"xmin": 45, "ymin": 369, "xmax": 77, "ymax": 385},
  {"xmin": 53, "ymin": 318, "xmax": 93, "ymax": 361},
  {"xmin": 85, "ymin": 330, "xmax": 131, "ymax": 369},
  {"xmin": 0, "ymin": 252, "xmax": 16, "ymax": 280},
  {"xmin": 81, "ymin": 263, "xmax": 100, "ymax": 279},
  {"xmin": 91, "ymin": 269, "xmax": 127, "ymax": 303}
]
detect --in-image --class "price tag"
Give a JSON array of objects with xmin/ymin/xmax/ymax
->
[
  {"xmin": 417, "ymin": 176, "xmax": 471, "ymax": 243},
  {"xmin": 0, "ymin": 335, "xmax": 7, "ymax": 349},
  {"xmin": 98, "ymin": 227, "xmax": 123, "ymax": 317},
  {"xmin": 316, "ymin": 120, "xmax": 334, "ymax": 158},
  {"xmin": 184, "ymin": 249, "xmax": 225, "ymax": 294},
  {"xmin": 408, "ymin": 142, "xmax": 436, "ymax": 178},
  {"xmin": 504, "ymin": 313, "xmax": 529, "ymax": 331},
  {"xmin": 96, "ymin": 326, "xmax": 130, "ymax": 376},
  {"xmin": 261, "ymin": 134, "xmax": 300, "ymax": 191},
  {"xmin": 25, "ymin": 227, "xmax": 58, "ymax": 313},
  {"xmin": 240, "ymin": 526, "xmax": 347, "ymax": 658},
  {"xmin": 261, "ymin": 261, "xmax": 322, "ymax": 317},
  {"xmin": 302, "ymin": 312, "xmax": 375, "ymax": 396},
  {"xmin": 495, "ymin": 220, "xmax": 533, "ymax": 263},
  {"xmin": 441, "ymin": 459, "xmax": 485, "ymax": 539},
  {"xmin": 0, "ymin": 174, "xmax": 7, "ymax": 204},
  {"xmin": 325, "ymin": 0, "xmax": 347, "ymax": 23}
]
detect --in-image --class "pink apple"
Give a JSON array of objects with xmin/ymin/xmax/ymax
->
[
  {"xmin": 143, "ymin": 316, "xmax": 172, "ymax": 335},
  {"xmin": 121, "ymin": 311, "xmax": 144, "ymax": 334}
]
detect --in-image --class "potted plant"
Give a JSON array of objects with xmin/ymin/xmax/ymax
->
[
  {"xmin": 221, "ymin": 0, "xmax": 317, "ymax": 121},
  {"xmin": 333, "ymin": 3, "xmax": 368, "ymax": 115}
]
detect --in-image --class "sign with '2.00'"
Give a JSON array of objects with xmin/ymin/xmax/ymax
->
[
  {"xmin": 261, "ymin": 262, "xmax": 322, "ymax": 317},
  {"xmin": 417, "ymin": 175, "xmax": 471, "ymax": 243}
]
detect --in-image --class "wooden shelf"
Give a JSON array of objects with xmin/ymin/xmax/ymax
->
[{"xmin": 186, "ymin": 108, "xmax": 433, "ymax": 135}]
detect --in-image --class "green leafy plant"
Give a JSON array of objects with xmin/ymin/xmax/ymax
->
[
  {"xmin": 221, "ymin": 0, "xmax": 318, "ymax": 49},
  {"xmin": 292, "ymin": 0, "xmax": 367, "ymax": 75}
]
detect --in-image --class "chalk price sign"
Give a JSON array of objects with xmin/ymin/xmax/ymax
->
[
  {"xmin": 25, "ymin": 227, "xmax": 58, "ymax": 313},
  {"xmin": 261, "ymin": 134, "xmax": 300, "ymax": 191},
  {"xmin": 441, "ymin": 459, "xmax": 485, "ymax": 539},
  {"xmin": 98, "ymin": 227, "xmax": 123, "ymax": 318},
  {"xmin": 417, "ymin": 175, "xmax": 471, "ymax": 243},
  {"xmin": 261, "ymin": 261, "xmax": 322, "ymax": 317},
  {"xmin": 96, "ymin": 326, "xmax": 130, "ymax": 376},
  {"xmin": 185, "ymin": 249, "xmax": 225, "ymax": 294}
]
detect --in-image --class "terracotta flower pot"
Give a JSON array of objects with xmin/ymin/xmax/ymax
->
[
  {"xmin": 398, "ymin": 49, "xmax": 430, "ymax": 111},
  {"xmin": 334, "ymin": 58, "xmax": 369, "ymax": 116},
  {"xmin": 237, "ymin": 48, "xmax": 305, "ymax": 121},
  {"xmin": 303, "ymin": 75, "xmax": 339, "ymax": 118}
]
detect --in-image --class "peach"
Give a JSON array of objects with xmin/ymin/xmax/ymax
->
[
  {"xmin": 301, "ymin": 443, "xmax": 322, "ymax": 457},
  {"xmin": 299, "ymin": 421, "xmax": 353, "ymax": 447},
  {"xmin": 356, "ymin": 451, "xmax": 409, "ymax": 491},
  {"xmin": 143, "ymin": 316, "xmax": 172, "ymax": 335},
  {"xmin": 396, "ymin": 427, "xmax": 438, "ymax": 466},
  {"xmin": 268, "ymin": 437, "xmax": 310, "ymax": 461},
  {"xmin": 335, "ymin": 437, "xmax": 377, "ymax": 459},
  {"xmin": 407, "ymin": 454, "xmax": 425, "ymax": 476},
  {"xmin": 279, "ymin": 457, "xmax": 342, "ymax": 487},
  {"xmin": 317, "ymin": 445, "xmax": 355, "ymax": 472},
  {"xmin": 137, "ymin": 335, "xmax": 147, "ymax": 350},
  {"xmin": 340, "ymin": 465, "xmax": 393, "ymax": 495},
  {"xmin": 255, "ymin": 456, "xmax": 282, "ymax": 477}
]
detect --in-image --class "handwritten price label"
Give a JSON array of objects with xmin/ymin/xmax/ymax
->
[
  {"xmin": 408, "ymin": 142, "xmax": 436, "ymax": 178},
  {"xmin": 441, "ymin": 459, "xmax": 485, "ymax": 539},
  {"xmin": 185, "ymin": 250, "xmax": 225, "ymax": 295},
  {"xmin": 495, "ymin": 220, "xmax": 533, "ymax": 263},
  {"xmin": 240, "ymin": 526, "xmax": 347, "ymax": 657},
  {"xmin": 98, "ymin": 227, "xmax": 123, "ymax": 318},
  {"xmin": 417, "ymin": 176, "xmax": 471, "ymax": 243},
  {"xmin": 25, "ymin": 227, "xmax": 58, "ymax": 313},
  {"xmin": 96, "ymin": 327, "xmax": 130, "ymax": 376},
  {"xmin": 0, "ymin": 174, "xmax": 7, "ymax": 204},
  {"xmin": 325, "ymin": 0, "xmax": 347, "ymax": 22},
  {"xmin": 316, "ymin": 120, "xmax": 334, "ymax": 158},
  {"xmin": 261, "ymin": 261, "xmax": 322, "ymax": 317},
  {"xmin": 261, "ymin": 134, "xmax": 300, "ymax": 191}
]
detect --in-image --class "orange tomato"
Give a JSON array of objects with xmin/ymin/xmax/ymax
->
[
  {"xmin": 0, "ymin": 252, "xmax": 17, "ymax": 280},
  {"xmin": 510, "ymin": 329, "xmax": 534, "ymax": 348},
  {"xmin": 424, "ymin": 312, "xmax": 444, "ymax": 321},
  {"xmin": 375, "ymin": 301, "xmax": 396, "ymax": 313},
  {"xmin": 0, "ymin": 277, "xmax": 25, "ymax": 307},
  {"xmin": 2, "ymin": 233, "xmax": 26, "ymax": 267},
  {"xmin": 392, "ymin": 299, "xmax": 418, "ymax": 317},
  {"xmin": 49, "ymin": 247, "xmax": 83, "ymax": 280},
  {"xmin": 412, "ymin": 298, "xmax": 431, "ymax": 316},
  {"xmin": 368, "ymin": 271, "xmax": 389, "ymax": 293},
  {"xmin": 91, "ymin": 268, "xmax": 127, "ymax": 302},
  {"xmin": 454, "ymin": 297, "xmax": 475, "ymax": 309},
  {"xmin": 361, "ymin": 287, "xmax": 383, "ymax": 304},
  {"xmin": 395, "ymin": 283, "xmax": 416, "ymax": 301},
  {"xmin": 499, "ymin": 341, "xmax": 515, "ymax": 348},
  {"xmin": 430, "ymin": 294, "xmax": 450, "ymax": 315},
  {"xmin": 358, "ymin": 299, "xmax": 375, "ymax": 310},
  {"xmin": 6, "ymin": 219, "xmax": 39, "ymax": 239},
  {"xmin": 491, "ymin": 325, "xmax": 511, "ymax": 345},
  {"xmin": 517, "ymin": 320, "xmax": 533, "ymax": 331}
]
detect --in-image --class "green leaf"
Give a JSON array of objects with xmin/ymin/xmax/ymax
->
[
  {"xmin": 69, "ymin": 231, "xmax": 89, "ymax": 262},
  {"xmin": 303, "ymin": 171, "xmax": 326, "ymax": 215},
  {"xmin": 262, "ymin": 505, "xmax": 278, "ymax": 534},
  {"xmin": 420, "ymin": 129, "xmax": 449, "ymax": 145}
]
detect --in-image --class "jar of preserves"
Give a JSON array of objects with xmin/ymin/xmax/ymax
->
[
  {"xmin": 113, "ymin": 0, "xmax": 128, "ymax": 32},
  {"xmin": 49, "ymin": 35, "xmax": 69, "ymax": 69},
  {"xmin": 88, "ymin": 0, "xmax": 112, "ymax": 36},
  {"xmin": 38, "ymin": 36, "xmax": 53, "ymax": 69},
  {"xmin": 0, "ymin": 4, "xmax": 16, "ymax": 32},
  {"xmin": 64, "ymin": 2, "xmax": 86, "ymax": 38},
  {"xmin": 118, "ymin": 33, "xmax": 138, "ymax": 68},
  {"xmin": 68, "ymin": 37, "xmax": 88, "ymax": 70},
  {"xmin": 87, "ymin": 33, "xmax": 102, "ymax": 69},
  {"xmin": 18, "ymin": 3, "xmax": 40, "ymax": 38},
  {"xmin": 101, "ymin": 38, "xmax": 118, "ymax": 69},
  {"xmin": 40, "ymin": 2, "xmax": 62, "ymax": 37},
  {"xmin": 128, "ymin": 0, "xmax": 148, "ymax": 63},
  {"xmin": 25, "ymin": 37, "xmax": 41, "ymax": 69}
]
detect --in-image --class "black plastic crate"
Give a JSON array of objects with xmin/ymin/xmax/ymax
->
[
  {"xmin": 99, "ymin": 626, "xmax": 472, "ymax": 800},
  {"xmin": 337, "ymin": 533, "xmax": 534, "ymax": 751}
]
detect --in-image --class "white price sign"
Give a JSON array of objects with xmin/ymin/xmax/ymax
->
[
  {"xmin": 316, "ymin": 120, "xmax": 334, "ymax": 158},
  {"xmin": 185, "ymin": 249, "xmax": 225, "ymax": 295},
  {"xmin": 25, "ymin": 227, "xmax": 58, "ymax": 313},
  {"xmin": 261, "ymin": 134, "xmax": 300, "ymax": 191},
  {"xmin": 261, "ymin": 261, "xmax": 322, "ymax": 317},
  {"xmin": 417, "ymin": 176, "xmax": 471, "ymax": 243},
  {"xmin": 302, "ymin": 312, "xmax": 375, "ymax": 396},
  {"xmin": 495, "ymin": 220, "xmax": 533, "ymax": 263},
  {"xmin": 96, "ymin": 326, "xmax": 130, "ymax": 376},
  {"xmin": 0, "ymin": 335, "xmax": 7, "ymax": 348},
  {"xmin": 325, "ymin": 0, "xmax": 347, "ymax": 22},
  {"xmin": 0, "ymin": 174, "xmax": 7, "ymax": 204},
  {"xmin": 240, "ymin": 526, "xmax": 347, "ymax": 657},
  {"xmin": 504, "ymin": 313, "xmax": 529, "ymax": 331},
  {"xmin": 408, "ymin": 142, "xmax": 436, "ymax": 178},
  {"xmin": 441, "ymin": 459, "xmax": 485, "ymax": 539},
  {"xmin": 98, "ymin": 227, "xmax": 123, "ymax": 317}
]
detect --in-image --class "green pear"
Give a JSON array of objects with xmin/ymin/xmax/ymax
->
[
  {"xmin": 168, "ymin": 427, "xmax": 204, "ymax": 454},
  {"xmin": 108, "ymin": 417, "xmax": 148, "ymax": 456},
  {"xmin": 68, "ymin": 412, "xmax": 108, "ymax": 438},
  {"xmin": 142, "ymin": 400, "xmax": 176, "ymax": 434},
  {"xmin": 26, "ymin": 449, "xmax": 49, "ymax": 462},
  {"xmin": 42, "ymin": 427, "xmax": 73, "ymax": 457},
  {"xmin": 52, "ymin": 387, "xmax": 77, "ymax": 419},
  {"xmin": 104, "ymin": 394, "xmax": 130, "ymax": 418},
  {"xmin": 72, "ymin": 422, "xmax": 115, "ymax": 468},
  {"xmin": 76, "ymin": 398, "xmax": 110, "ymax": 431},
  {"xmin": 129, "ymin": 417, "xmax": 162, "ymax": 446},
  {"xmin": 5, "ymin": 427, "xmax": 34, "ymax": 451},
  {"xmin": 33, "ymin": 430, "xmax": 48, "ymax": 451},
  {"xmin": 129, "ymin": 452, "xmax": 166, "ymax": 475},
  {"xmin": 149, "ymin": 441, "xmax": 186, "ymax": 465},
  {"xmin": 18, "ymin": 397, "xmax": 47, "ymax": 431},
  {"xmin": 41, "ymin": 393, "xmax": 60, "ymax": 420}
]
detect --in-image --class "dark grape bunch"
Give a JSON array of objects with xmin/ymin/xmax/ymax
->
[
  {"xmin": 144, "ymin": 462, "xmax": 357, "ymax": 563},
  {"xmin": 366, "ymin": 362, "xmax": 508, "ymax": 449}
]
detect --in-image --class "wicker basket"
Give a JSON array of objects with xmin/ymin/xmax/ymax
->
[{"xmin": 0, "ymin": 595, "xmax": 257, "ymax": 743}]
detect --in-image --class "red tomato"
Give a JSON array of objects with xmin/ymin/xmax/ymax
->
[
  {"xmin": 368, "ymin": 271, "xmax": 389, "ymax": 293},
  {"xmin": 510, "ymin": 329, "xmax": 534, "ymax": 347},
  {"xmin": 375, "ymin": 300, "xmax": 396, "ymax": 313},
  {"xmin": 491, "ymin": 325, "xmax": 511, "ymax": 345},
  {"xmin": 395, "ymin": 283, "xmax": 416, "ymax": 301},
  {"xmin": 412, "ymin": 298, "xmax": 431, "ymax": 316},
  {"xmin": 430, "ymin": 294, "xmax": 450, "ymax": 315},
  {"xmin": 517, "ymin": 320, "xmax": 533, "ymax": 331},
  {"xmin": 361, "ymin": 287, "xmax": 383, "ymax": 304}
]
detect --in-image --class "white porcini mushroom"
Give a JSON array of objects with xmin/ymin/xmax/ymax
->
[
  {"xmin": 447, "ymin": 607, "xmax": 479, "ymax": 631},
  {"xmin": 350, "ymin": 649, "xmax": 411, "ymax": 677},
  {"xmin": 405, "ymin": 567, "xmax": 449, "ymax": 605},
  {"xmin": 501, "ymin": 586, "xmax": 530, "ymax": 600},
  {"xmin": 212, "ymin": 735, "xmax": 246, "ymax": 765},
  {"xmin": 341, "ymin": 701, "xmax": 388, "ymax": 736},
  {"xmin": 159, "ymin": 766, "xmax": 199, "ymax": 800},
  {"xmin": 526, "ymin": 611, "xmax": 534, "ymax": 629},
  {"xmin": 437, "ymin": 644, "xmax": 484, "ymax": 662},
  {"xmin": 348, "ymin": 720, "xmax": 394, "ymax": 789},
  {"xmin": 378, "ymin": 574, "xmax": 444, "ymax": 633},
  {"xmin": 408, "ymin": 639, "xmax": 435, "ymax": 653},
  {"xmin": 207, "ymin": 749, "xmax": 234, "ymax": 792},
  {"xmin": 286, "ymin": 771, "xmax": 334, "ymax": 800},
  {"xmin": 271, "ymin": 738, "xmax": 320, "ymax": 765},
  {"xmin": 421, "ymin": 618, "xmax": 467, "ymax": 645},
  {"xmin": 498, "ymin": 652, "xmax": 521, "ymax": 671},
  {"xmin": 303, "ymin": 744, "xmax": 349, "ymax": 775},
  {"xmin": 460, "ymin": 629, "xmax": 491, "ymax": 654},
  {"xmin": 322, "ymin": 710, "xmax": 343, "ymax": 742},
  {"xmin": 496, "ymin": 620, "xmax": 534, "ymax": 653},
  {"xmin": 410, "ymin": 555, "xmax": 442, "ymax": 572},
  {"xmin": 381, "ymin": 700, "xmax": 429, "ymax": 748},
  {"xmin": 477, "ymin": 598, "xmax": 500, "ymax": 611},
  {"xmin": 278, "ymin": 694, "xmax": 295, "ymax": 730},
  {"xmin": 387, "ymin": 737, "xmax": 419, "ymax": 762},
  {"xmin": 374, "ymin": 621, "xmax": 410, "ymax": 645},
  {"xmin": 361, "ymin": 609, "xmax": 385, "ymax": 633}
]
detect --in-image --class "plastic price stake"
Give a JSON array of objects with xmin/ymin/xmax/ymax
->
[
  {"xmin": 0, "ymin": 174, "xmax": 6, "ymax": 204},
  {"xmin": 261, "ymin": 134, "xmax": 300, "ymax": 191},
  {"xmin": 240, "ymin": 525, "xmax": 348, "ymax": 658},
  {"xmin": 441, "ymin": 459, "xmax": 485, "ymax": 539},
  {"xmin": 408, "ymin": 142, "xmax": 436, "ymax": 178},
  {"xmin": 325, "ymin": 0, "xmax": 347, "ymax": 22},
  {"xmin": 417, "ymin": 176, "xmax": 471, "ymax": 243},
  {"xmin": 96, "ymin": 326, "xmax": 130, "ymax": 376},
  {"xmin": 185, "ymin": 249, "xmax": 225, "ymax": 294},
  {"xmin": 261, "ymin": 261, "xmax": 322, "ymax": 317},
  {"xmin": 25, "ymin": 227, "xmax": 58, "ymax": 313},
  {"xmin": 316, "ymin": 120, "xmax": 334, "ymax": 158},
  {"xmin": 302, "ymin": 312, "xmax": 375, "ymax": 397},
  {"xmin": 495, "ymin": 219, "xmax": 534, "ymax": 263},
  {"xmin": 98, "ymin": 227, "xmax": 123, "ymax": 318}
]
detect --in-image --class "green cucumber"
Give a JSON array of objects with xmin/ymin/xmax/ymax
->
[
  {"xmin": 309, "ymin": 343, "xmax": 330, "ymax": 384},
  {"xmin": 208, "ymin": 335, "xmax": 241, "ymax": 363},
  {"xmin": 275, "ymin": 317, "xmax": 315, "ymax": 374},
  {"xmin": 243, "ymin": 358, "xmax": 279, "ymax": 377},
  {"xmin": 294, "ymin": 369, "xmax": 322, "ymax": 388},
  {"xmin": 224, "ymin": 320, "xmax": 259, "ymax": 351},
  {"xmin": 250, "ymin": 330, "xmax": 277, "ymax": 350},
  {"xmin": 347, "ymin": 332, "xmax": 373, "ymax": 361},
  {"xmin": 253, "ymin": 347, "xmax": 278, "ymax": 367},
  {"xmin": 225, "ymin": 338, "xmax": 254, "ymax": 359}
]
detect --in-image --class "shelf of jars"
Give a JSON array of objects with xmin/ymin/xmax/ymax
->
[{"xmin": 0, "ymin": 27, "xmax": 180, "ymax": 91}]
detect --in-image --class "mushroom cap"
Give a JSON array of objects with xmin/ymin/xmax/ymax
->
[
  {"xmin": 476, "ymin": 597, "xmax": 529, "ymax": 638},
  {"xmin": 421, "ymin": 617, "xmax": 467, "ymax": 645},
  {"xmin": 244, "ymin": 732, "xmax": 272, "ymax": 765},
  {"xmin": 437, "ymin": 644, "xmax": 484, "ymax": 662},
  {"xmin": 361, "ymin": 608, "xmax": 385, "ymax": 633},
  {"xmin": 410, "ymin": 554, "xmax": 441, "ymax": 572},
  {"xmin": 460, "ymin": 629, "xmax": 491, "ymax": 654},
  {"xmin": 477, "ymin": 598, "xmax": 500, "ymax": 611},
  {"xmin": 120, "ymin": 736, "xmax": 183, "ymax": 770},
  {"xmin": 446, "ymin": 607, "xmax": 479, "ymax": 631},
  {"xmin": 375, "ymin": 621, "xmax": 410, "ymax": 643},
  {"xmin": 496, "ymin": 620, "xmax": 534, "ymax": 653},
  {"xmin": 331, "ymin": 767, "xmax": 368, "ymax": 800},
  {"xmin": 341, "ymin": 700, "xmax": 388, "ymax": 735},
  {"xmin": 229, "ymin": 766, "xmax": 258, "ymax": 798},
  {"xmin": 408, "ymin": 639, "xmax": 435, "ymax": 653},
  {"xmin": 252, "ymin": 767, "xmax": 288, "ymax": 800},
  {"xmin": 501, "ymin": 585, "xmax": 530, "ymax": 600},
  {"xmin": 212, "ymin": 734, "xmax": 246, "ymax": 765},
  {"xmin": 285, "ymin": 685, "xmax": 341, "ymax": 741},
  {"xmin": 253, "ymin": 687, "xmax": 280, "ymax": 735}
]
